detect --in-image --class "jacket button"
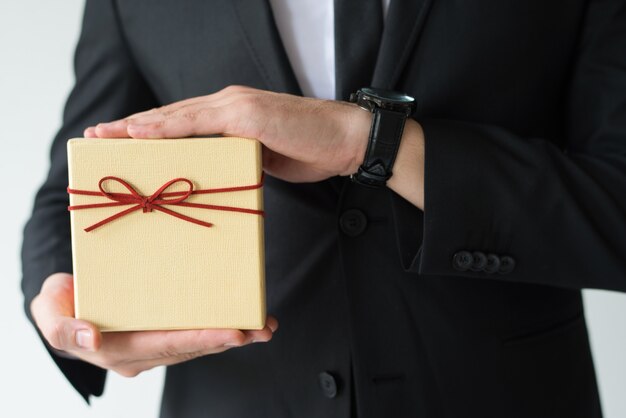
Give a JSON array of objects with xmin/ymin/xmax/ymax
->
[
  {"xmin": 470, "ymin": 251, "xmax": 487, "ymax": 271},
  {"xmin": 339, "ymin": 209, "xmax": 367, "ymax": 237},
  {"xmin": 484, "ymin": 254, "xmax": 501, "ymax": 273},
  {"xmin": 452, "ymin": 251, "xmax": 473, "ymax": 271},
  {"xmin": 318, "ymin": 371, "xmax": 338, "ymax": 398},
  {"xmin": 498, "ymin": 256, "xmax": 516, "ymax": 274}
]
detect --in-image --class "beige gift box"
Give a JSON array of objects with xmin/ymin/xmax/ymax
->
[{"xmin": 67, "ymin": 137, "xmax": 265, "ymax": 331}]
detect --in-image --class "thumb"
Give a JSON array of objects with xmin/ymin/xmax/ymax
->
[{"xmin": 31, "ymin": 273, "xmax": 102, "ymax": 352}]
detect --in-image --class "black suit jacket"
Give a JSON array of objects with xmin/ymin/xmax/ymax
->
[{"xmin": 22, "ymin": 0, "xmax": 626, "ymax": 417}]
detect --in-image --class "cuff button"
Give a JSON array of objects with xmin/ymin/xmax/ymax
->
[
  {"xmin": 484, "ymin": 254, "xmax": 501, "ymax": 274},
  {"xmin": 470, "ymin": 251, "xmax": 487, "ymax": 271},
  {"xmin": 452, "ymin": 251, "xmax": 474, "ymax": 271},
  {"xmin": 498, "ymin": 255, "xmax": 516, "ymax": 274}
]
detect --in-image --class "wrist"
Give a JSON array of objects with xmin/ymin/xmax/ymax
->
[
  {"xmin": 346, "ymin": 88, "xmax": 416, "ymax": 187},
  {"xmin": 387, "ymin": 118, "xmax": 425, "ymax": 209},
  {"xmin": 345, "ymin": 103, "xmax": 373, "ymax": 175}
]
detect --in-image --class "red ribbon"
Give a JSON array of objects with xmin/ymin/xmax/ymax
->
[{"xmin": 67, "ymin": 176, "xmax": 264, "ymax": 232}]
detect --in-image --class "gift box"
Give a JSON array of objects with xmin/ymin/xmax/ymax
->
[{"xmin": 67, "ymin": 137, "xmax": 265, "ymax": 331}]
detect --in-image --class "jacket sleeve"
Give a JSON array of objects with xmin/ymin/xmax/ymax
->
[
  {"xmin": 394, "ymin": 0, "xmax": 626, "ymax": 290},
  {"xmin": 21, "ymin": 0, "xmax": 158, "ymax": 402}
]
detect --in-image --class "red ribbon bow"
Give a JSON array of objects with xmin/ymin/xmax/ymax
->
[{"xmin": 67, "ymin": 176, "xmax": 264, "ymax": 232}]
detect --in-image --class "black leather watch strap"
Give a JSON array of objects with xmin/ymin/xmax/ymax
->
[{"xmin": 351, "ymin": 108, "xmax": 408, "ymax": 187}]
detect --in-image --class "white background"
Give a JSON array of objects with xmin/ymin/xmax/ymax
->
[{"xmin": 1, "ymin": 1, "xmax": 625, "ymax": 417}]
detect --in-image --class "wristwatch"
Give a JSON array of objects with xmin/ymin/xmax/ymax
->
[{"xmin": 349, "ymin": 87, "xmax": 416, "ymax": 188}]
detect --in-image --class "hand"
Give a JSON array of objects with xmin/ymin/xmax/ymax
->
[
  {"xmin": 85, "ymin": 85, "xmax": 372, "ymax": 183},
  {"xmin": 31, "ymin": 273, "xmax": 278, "ymax": 377},
  {"xmin": 86, "ymin": 85, "xmax": 425, "ymax": 209}
]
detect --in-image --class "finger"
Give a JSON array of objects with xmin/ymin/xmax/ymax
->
[
  {"xmin": 242, "ymin": 317, "xmax": 278, "ymax": 343},
  {"xmin": 126, "ymin": 106, "xmax": 231, "ymax": 139},
  {"xmin": 108, "ymin": 343, "xmax": 234, "ymax": 377},
  {"xmin": 109, "ymin": 316, "xmax": 279, "ymax": 376},
  {"xmin": 99, "ymin": 86, "xmax": 264, "ymax": 138},
  {"xmin": 98, "ymin": 314, "xmax": 278, "ymax": 366},
  {"xmin": 100, "ymin": 327, "xmax": 248, "ymax": 363},
  {"xmin": 262, "ymin": 148, "xmax": 328, "ymax": 182},
  {"xmin": 94, "ymin": 119, "xmax": 133, "ymax": 138},
  {"xmin": 115, "ymin": 93, "xmax": 246, "ymax": 130},
  {"xmin": 265, "ymin": 316, "xmax": 279, "ymax": 333},
  {"xmin": 84, "ymin": 126, "xmax": 97, "ymax": 138},
  {"xmin": 32, "ymin": 273, "xmax": 102, "ymax": 353},
  {"xmin": 79, "ymin": 329, "xmax": 243, "ymax": 372},
  {"xmin": 91, "ymin": 107, "xmax": 165, "ymax": 138},
  {"xmin": 93, "ymin": 86, "xmax": 259, "ymax": 138},
  {"xmin": 94, "ymin": 106, "xmax": 203, "ymax": 138}
]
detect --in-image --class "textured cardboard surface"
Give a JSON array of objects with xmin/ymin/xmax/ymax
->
[{"xmin": 67, "ymin": 137, "xmax": 265, "ymax": 331}]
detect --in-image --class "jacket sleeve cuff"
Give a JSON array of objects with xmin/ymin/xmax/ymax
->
[{"xmin": 390, "ymin": 117, "xmax": 516, "ymax": 277}]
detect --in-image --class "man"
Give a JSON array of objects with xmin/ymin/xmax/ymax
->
[{"xmin": 22, "ymin": 0, "xmax": 626, "ymax": 417}]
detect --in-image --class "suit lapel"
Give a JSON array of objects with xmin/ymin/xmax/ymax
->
[
  {"xmin": 372, "ymin": 0, "xmax": 435, "ymax": 89},
  {"xmin": 231, "ymin": 0, "xmax": 302, "ymax": 95},
  {"xmin": 231, "ymin": 0, "xmax": 435, "ymax": 94}
]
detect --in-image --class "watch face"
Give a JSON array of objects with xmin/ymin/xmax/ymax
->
[{"xmin": 360, "ymin": 87, "xmax": 414, "ymax": 104}]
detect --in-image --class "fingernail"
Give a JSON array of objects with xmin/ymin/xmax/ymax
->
[
  {"xmin": 75, "ymin": 329, "xmax": 93, "ymax": 350},
  {"xmin": 223, "ymin": 342, "xmax": 240, "ymax": 347},
  {"xmin": 268, "ymin": 323, "xmax": 278, "ymax": 333},
  {"xmin": 252, "ymin": 339, "xmax": 268, "ymax": 343}
]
